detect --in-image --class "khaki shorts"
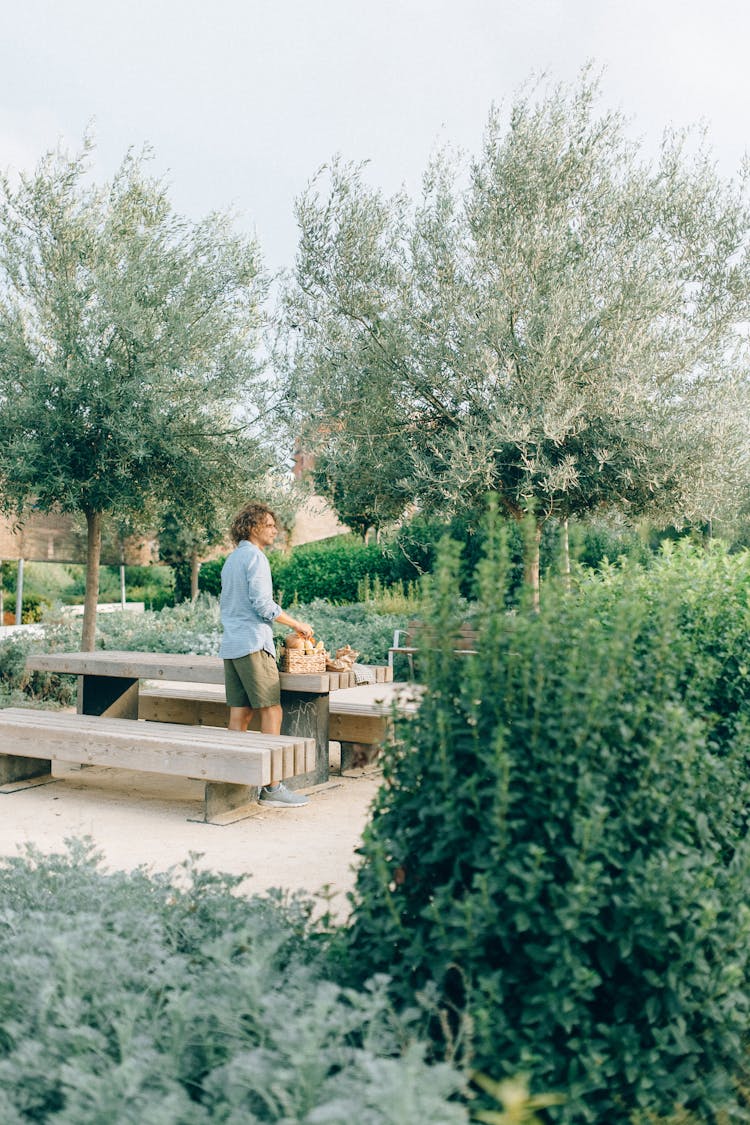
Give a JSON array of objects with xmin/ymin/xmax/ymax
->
[{"xmin": 223, "ymin": 651, "xmax": 281, "ymax": 710}]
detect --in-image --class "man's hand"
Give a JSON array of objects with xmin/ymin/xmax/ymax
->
[{"xmin": 276, "ymin": 609, "xmax": 314, "ymax": 638}]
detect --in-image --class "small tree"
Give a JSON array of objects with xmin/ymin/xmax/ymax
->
[
  {"xmin": 285, "ymin": 74, "xmax": 750, "ymax": 603},
  {"xmin": 0, "ymin": 139, "xmax": 268, "ymax": 647}
]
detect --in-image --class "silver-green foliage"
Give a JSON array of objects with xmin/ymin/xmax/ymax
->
[
  {"xmin": 0, "ymin": 137, "xmax": 270, "ymax": 646},
  {"xmin": 285, "ymin": 73, "xmax": 750, "ymax": 537},
  {"xmin": 0, "ymin": 842, "xmax": 468, "ymax": 1123}
]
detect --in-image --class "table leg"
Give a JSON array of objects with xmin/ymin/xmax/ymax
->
[
  {"xmin": 79, "ymin": 675, "xmax": 140, "ymax": 718},
  {"xmin": 279, "ymin": 690, "xmax": 329, "ymax": 788}
]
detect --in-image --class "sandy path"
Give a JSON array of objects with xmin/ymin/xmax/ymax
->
[{"xmin": 0, "ymin": 759, "xmax": 381, "ymax": 918}]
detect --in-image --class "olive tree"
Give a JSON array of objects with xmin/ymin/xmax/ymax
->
[
  {"xmin": 0, "ymin": 139, "xmax": 269, "ymax": 646},
  {"xmin": 284, "ymin": 75, "xmax": 750, "ymax": 600}
]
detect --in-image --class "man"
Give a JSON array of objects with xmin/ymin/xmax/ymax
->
[{"xmin": 219, "ymin": 502, "xmax": 313, "ymax": 807}]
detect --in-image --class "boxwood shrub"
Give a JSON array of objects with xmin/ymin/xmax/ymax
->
[
  {"xmin": 346, "ymin": 529, "xmax": 750, "ymax": 1122},
  {"xmin": 269, "ymin": 537, "xmax": 407, "ymax": 605}
]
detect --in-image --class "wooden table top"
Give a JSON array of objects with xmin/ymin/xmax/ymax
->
[{"xmin": 25, "ymin": 650, "xmax": 331, "ymax": 694}]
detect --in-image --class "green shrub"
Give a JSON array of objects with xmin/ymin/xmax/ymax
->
[
  {"xmin": 346, "ymin": 527, "xmax": 750, "ymax": 1122},
  {"xmin": 195, "ymin": 514, "xmax": 655, "ymax": 611},
  {"xmin": 0, "ymin": 633, "xmax": 76, "ymax": 708},
  {"xmin": 88, "ymin": 595, "xmax": 223, "ymax": 655},
  {"xmin": 123, "ymin": 584, "xmax": 175, "ymax": 611},
  {"xmin": 197, "ymin": 536, "xmax": 416, "ymax": 606},
  {"xmin": 568, "ymin": 520, "xmax": 652, "ymax": 572},
  {"xmin": 269, "ymin": 536, "xmax": 405, "ymax": 604},
  {"xmin": 389, "ymin": 511, "xmax": 653, "ymax": 602},
  {"xmin": 195, "ymin": 556, "xmax": 223, "ymax": 597},
  {"xmin": 0, "ymin": 842, "xmax": 469, "ymax": 1123},
  {"xmin": 591, "ymin": 541, "xmax": 750, "ymax": 758},
  {"xmin": 1, "ymin": 591, "xmax": 52, "ymax": 623}
]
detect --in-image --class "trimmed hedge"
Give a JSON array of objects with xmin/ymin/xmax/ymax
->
[
  {"xmin": 196, "ymin": 515, "xmax": 657, "ymax": 610},
  {"xmin": 198, "ymin": 537, "xmax": 408, "ymax": 606},
  {"xmin": 269, "ymin": 537, "xmax": 407, "ymax": 605},
  {"xmin": 346, "ymin": 531, "xmax": 750, "ymax": 1122}
]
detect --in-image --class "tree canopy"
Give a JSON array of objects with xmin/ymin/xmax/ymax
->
[
  {"xmin": 284, "ymin": 75, "xmax": 750, "ymax": 592},
  {"xmin": 0, "ymin": 139, "xmax": 270, "ymax": 646}
]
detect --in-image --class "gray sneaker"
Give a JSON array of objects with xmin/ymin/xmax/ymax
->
[{"xmin": 258, "ymin": 782, "xmax": 309, "ymax": 808}]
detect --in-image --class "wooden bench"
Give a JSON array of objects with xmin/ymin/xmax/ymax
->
[
  {"xmin": 25, "ymin": 650, "xmax": 333, "ymax": 788},
  {"xmin": 388, "ymin": 622, "xmax": 479, "ymax": 677},
  {"xmin": 329, "ymin": 682, "xmax": 424, "ymax": 771},
  {"xmin": 0, "ymin": 708, "xmax": 315, "ymax": 825},
  {"xmin": 138, "ymin": 678, "xmax": 421, "ymax": 774}
]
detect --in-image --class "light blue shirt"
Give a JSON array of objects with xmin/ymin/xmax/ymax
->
[{"xmin": 218, "ymin": 540, "xmax": 282, "ymax": 660}]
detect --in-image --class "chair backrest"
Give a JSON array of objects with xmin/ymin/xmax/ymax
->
[
  {"xmin": 405, "ymin": 619, "xmax": 422, "ymax": 647},
  {"xmin": 405, "ymin": 620, "xmax": 478, "ymax": 652}
]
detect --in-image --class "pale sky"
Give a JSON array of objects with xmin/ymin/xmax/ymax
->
[{"xmin": 2, "ymin": 0, "xmax": 749, "ymax": 274}]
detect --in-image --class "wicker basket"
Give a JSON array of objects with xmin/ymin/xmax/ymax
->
[{"xmin": 280, "ymin": 649, "xmax": 327, "ymax": 673}]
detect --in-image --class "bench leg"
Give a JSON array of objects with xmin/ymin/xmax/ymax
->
[
  {"xmin": 194, "ymin": 781, "xmax": 262, "ymax": 826},
  {"xmin": 340, "ymin": 741, "xmax": 381, "ymax": 773},
  {"xmin": 0, "ymin": 755, "xmax": 53, "ymax": 791}
]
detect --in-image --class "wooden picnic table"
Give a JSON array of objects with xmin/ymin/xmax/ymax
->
[{"xmin": 25, "ymin": 650, "xmax": 332, "ymax": 787}]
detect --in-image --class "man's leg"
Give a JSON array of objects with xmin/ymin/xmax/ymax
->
[
  {"xmin": 256, "ymin": 701, "xmax": 308, "ymax": 806},
  {"xmin": 258, "ymin": 704, "xmax": 282, "ymax": 736},
  {"xmin": 228, "ymin": 706, "xmax": 253, "ymax": 732},
  {"xmin": 230, "ymin": 653, "xmax": 308, "ymax": 805},
  {"xmin": 256, "ymin": 705, "xmax": 282, "ymax": 782}
]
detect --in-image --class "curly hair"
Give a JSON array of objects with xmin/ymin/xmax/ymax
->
[{"xmin": 229, "ymin": 502, "xmax": 278, "ymax": 545}]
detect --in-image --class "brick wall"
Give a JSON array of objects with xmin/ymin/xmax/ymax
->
[{"xmin": 0, "ymin": 512, "xmax": 155, "ymax": 565}]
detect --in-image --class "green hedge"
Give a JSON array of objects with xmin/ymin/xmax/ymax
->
[
  {"xmin": 198, "ymin": 537, "xmax": 409, "ymax": 605},
  {"xmin": 0, "ymin": 633, "xmax": 76, "ymax": 708},
  {"xmin": 197, "ymin": 516, "xmax": 656, "ymax": 610},
  {"xmin": 346, "ymin": 532, "xmax": 750, "ymax": 1122}
]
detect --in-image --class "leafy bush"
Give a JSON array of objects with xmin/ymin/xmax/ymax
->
[
  {"xmin": 1, "ymin": 591, "xmax": 52, "ymax": 623},
  {"xmin": 84, "ymin": 595, "xmax": 223, "ymax": 655},
  {"xmin": 195, "ymin": 513, "xmax": 655, "ymax": 612},
  {"xmin": 0, "ymin": 842, "xmax": 469, "ymax": 1123},
  {"xmin": 389, "ymin": 511, "xmax": 654, "ymax": 602},
  {"xmin": 0, "ymin": 633, "xmax": 76, "ymax": 708},
  {"xmin": 194, "ymin": 556, "xmax": 223, "ymax": 597},
  {"xmin": 568, "ymin": 520, "xmax": 652, "ymax": 572},
  {"xmin": 269, "ymin": 536, "xmax": 407, "ymax": 605},
  {"xmin": 346, "ymin": 526, "xmax": 750, "ymax": 1122},
  {"xmin": 197, "ymin": 537, "xmax": 412, "ymax": 605},
  {"xmin": 93, "ymin": 595, "xmax": 408, "ymax": 666}
]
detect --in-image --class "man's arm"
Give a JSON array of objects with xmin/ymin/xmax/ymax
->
[{"xmin": 275, "ymin": 610, "xmax": 314, "ymax": 638}]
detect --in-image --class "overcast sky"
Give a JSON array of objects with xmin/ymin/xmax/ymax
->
[{"xmin": 2, "ymin": 0, "xmax": 748, "ymax": 274}]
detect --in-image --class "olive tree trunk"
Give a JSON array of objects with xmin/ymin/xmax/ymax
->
[
  {"xmin": 524, "ymin": 522, "xmax": 542, "ymax": 613},
  {"xmin": 81, "ymin": 510, "xmax": 103, "ymax": 651},
  {"xmin": 190, "ymin": 551, "xmax": 201, "ymax": 601},
  {"xmin": 561, "ymin": 517, "xmax": 571, "ymax": 591}
]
